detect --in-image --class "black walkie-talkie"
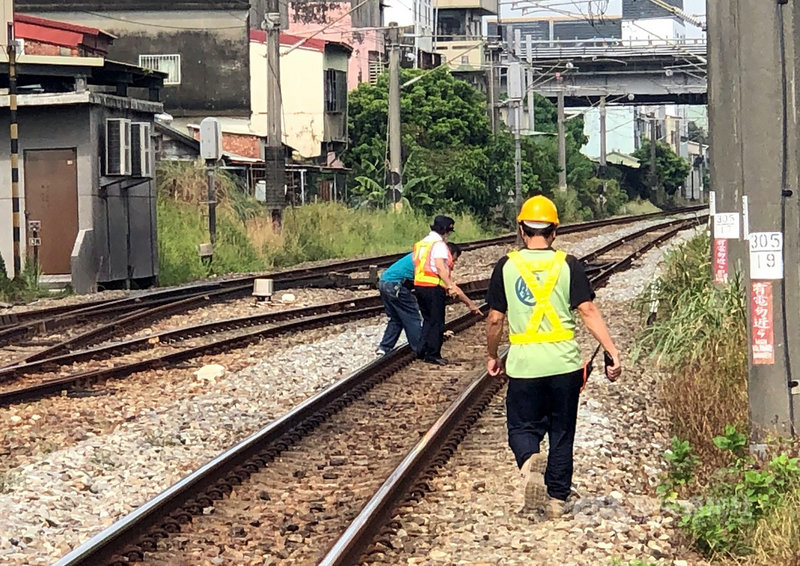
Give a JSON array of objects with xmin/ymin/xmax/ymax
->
[{"xmin": 603, "ymin": 350, "xmax": 614, "ymax": 377}]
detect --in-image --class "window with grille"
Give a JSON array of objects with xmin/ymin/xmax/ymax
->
[
  {"xmin": 139, "ymin": 54, "xmax": 182, "ymax": 85},
  {"xmin": 325, "ymin": 69, "xmax": 347, "ymax": 113},
  {"xmin": 368, "ymin": 51, "xmax": 384, "ymax": 85}
]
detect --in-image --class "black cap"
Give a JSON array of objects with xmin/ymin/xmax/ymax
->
[{"xmin": 431, "ymin": 215, "xmax": 455, "ymax": 234}]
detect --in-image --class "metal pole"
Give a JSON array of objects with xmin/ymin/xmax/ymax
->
[
  {"xmin": 387, "ymin": 22, "xmax": 403, "ymax": 211},
  {"xmin": 206, "ymin": 161, "xmax": 216, "ymax": 245},
  {"xmin": 264, "ymin": 1, "xmax": 285, "ymax": 230},
  {"xmin": 7, "ymin": 19, "xmax": 21, "ymax": 277},
  {"xmin": 557, "ymin": 82, "xmax": 567, "ymax": 191}
]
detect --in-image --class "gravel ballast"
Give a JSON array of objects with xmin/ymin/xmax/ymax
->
[{"xmin": 0, "ymin": 220, "xmax": 702, "ymax": 564}]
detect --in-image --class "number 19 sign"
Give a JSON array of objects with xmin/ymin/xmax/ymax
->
[{"xmin": 749, "ymin": 232, "xmax": 783, "ymax": 280}]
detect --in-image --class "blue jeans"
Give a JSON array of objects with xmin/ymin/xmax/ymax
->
[{"xmin": 378, "ymin": 280, "xmax": 422, "ymax": 353}]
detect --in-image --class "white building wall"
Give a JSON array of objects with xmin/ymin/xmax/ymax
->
[
  {"xmin": 621, "ymin": 17, "xmax": 686, "ymax": 42},
  {"xmin": 250, "ymin": 41, "xmax": 325, "ymax": 159}
]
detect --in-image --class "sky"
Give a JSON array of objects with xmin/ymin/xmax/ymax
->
[
  {"xmin": 385, "ymin": 0, "xmax": 707, "ymax": 38},
  {"xmin": 499, "ymin": 0, "xmax": 707, "ymax": 37}
]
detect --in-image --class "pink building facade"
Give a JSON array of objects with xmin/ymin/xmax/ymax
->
[{"xmin": 285, "ymin": 0, "xmax": 384, "ymax": 90}]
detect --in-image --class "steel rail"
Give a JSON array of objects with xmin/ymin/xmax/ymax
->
[
  {"xmin": 318, "ymin": 220, "xmax": 703, "ymax": 565},
  {"xmin": 0, "ymin": 296, "xmax": 384, "ymax": 379},
  {"xmin": 0, "ymin": 305, "xmax": 386, "ymax": 407},
  {"xmin": 50, "ymin": 217, "xmax": 704, "ymax": 566},
  {"xmin": 0, "ymin": 217, "xmax": 704, "ymax": 404},
  {"xmin": 0, "ymin": 205, "xmax": 706, "ymax": 344},
  {"xmin": 52, "ymin": 309, "xmax": 484, "ymax": 566}
]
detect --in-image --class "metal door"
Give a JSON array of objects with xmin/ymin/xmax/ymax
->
[{"xmin": 24, "ymin": 149, "xmax": 79, "ymax": 275}]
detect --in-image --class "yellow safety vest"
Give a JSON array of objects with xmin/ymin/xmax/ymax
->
[
  {"xmin": 506, "ymin": 250, "xmax": 575, "ymax": 344},
  {"xmin": 413, "ymin": 239, "xmax": 451, "ymax": 287}
]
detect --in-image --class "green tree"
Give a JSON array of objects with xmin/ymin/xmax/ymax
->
[
  {"xmin": 346, "ymin": 69, "xmax": 613, "ymax": 221},
  {"xmin": 687, "ymin": 121, "xmax": 709, "ymax": 145},
  {"xmin": 632, "ymin": 139, "xmax": 691, "ymax": 197}
]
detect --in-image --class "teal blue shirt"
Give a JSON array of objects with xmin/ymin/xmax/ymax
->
[{"xmin": 381, "ymin": 253, "xmax": 414, "ymax": 283}]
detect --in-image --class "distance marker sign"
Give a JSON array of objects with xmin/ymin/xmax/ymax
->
[{"xmin": 749, "ymin": 232, "xmax": 783, "ymax": 280}]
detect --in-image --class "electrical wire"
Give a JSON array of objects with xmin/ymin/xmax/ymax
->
[{"xmin": 775, "ymin": 0, "xmax": 795, "ymax": 426}]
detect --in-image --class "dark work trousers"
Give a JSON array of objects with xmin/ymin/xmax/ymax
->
[
  {"xmin": 414, "ymin": 284, "xmax": 447, "ymax": 359},
  {"xmin": 378, "ymin": 280, "xmax": 422, "ymax": 353},
  {"xmin": 506, "ymin": 369, "xmax": 583, "ymax": 501}
]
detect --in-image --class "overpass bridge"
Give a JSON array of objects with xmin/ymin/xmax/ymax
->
[{"xmin": 505, "ymin": 38, "xmax": 708, "ymax": 107}]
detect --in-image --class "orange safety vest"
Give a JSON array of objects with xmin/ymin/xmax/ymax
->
[{"xmin": 413, "ymin": 239, "xmax": 452, "ymax": 287}]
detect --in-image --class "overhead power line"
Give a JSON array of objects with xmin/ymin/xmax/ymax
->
[{"xmin": 643, "ymin": 0, "xmax": 706, "ymax": 30}]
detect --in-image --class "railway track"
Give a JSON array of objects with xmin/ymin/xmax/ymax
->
[
  {"xmin": 0, "ymin": 215, "xmax": 704, "ymax": 408},
  {"xmin": 0, "ymin": 206, "xmax": 704, "ymax": 356},
  {"xmin": 50, "ymin": 215, "xmax": 703, "ymax": 566}
]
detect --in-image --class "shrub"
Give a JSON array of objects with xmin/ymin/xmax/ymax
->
[{"xmin": 634, "ymin": 231, "xmax": 748, "ymax": 468}]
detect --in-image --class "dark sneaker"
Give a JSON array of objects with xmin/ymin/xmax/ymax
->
[
  {"xmin": 520, "ymin": 452, "xmax": 547, "ymax": 513},
  {"xmin": 423, "ymin": 357, "xmax": 448, "ymax": 366}
]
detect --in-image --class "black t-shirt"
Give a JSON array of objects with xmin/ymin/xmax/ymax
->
[{"xmin": 485, "ymin": 249, "xmax": 595, "ymax": 313}]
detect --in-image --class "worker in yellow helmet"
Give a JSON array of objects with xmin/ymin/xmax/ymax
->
[{"xmin": 484, "ymin": 195, "xmax": 622, "ymax": 520}]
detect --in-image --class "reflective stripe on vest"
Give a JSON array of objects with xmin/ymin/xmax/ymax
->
[
  {"xmin": 506, "ymin": 250, "xmax": 575, "ymax": 344},
  {"xmin": 413, "ymin": 239, "xmax": 450, "ymax": 287}
]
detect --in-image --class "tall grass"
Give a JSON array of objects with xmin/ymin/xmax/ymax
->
[
  {"xmin": 749, "ymin": 489, "xmax": 800, "ymax": 565},
  {"xmin": 634, "ymin": 231, "xmax": 748, "ymax": 470},
  {"xmin": 155, "ymin": 161, "xmax": 493, "ymax": 285},
  {"xmin": 259, "ymin": 202, "xmax": 488, "ymax": 268}
]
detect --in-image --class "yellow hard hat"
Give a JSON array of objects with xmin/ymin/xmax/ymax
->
[{"xmin": 517, "ymin": 195, "xmax": 560, "ymax": 226}]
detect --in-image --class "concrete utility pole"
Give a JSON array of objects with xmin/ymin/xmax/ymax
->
[
  {"xmin": 599, "ymin": 96, "xmax": 607, "ymax": 170},
  {"xmin": 387, "ymin": 22, "xmax": 403, "ymax": 211},
  {"xmin": 557, "ymin": 80, "xmax": 567, "ymax": 191},
  {"xmin": 708, "ymin": 0, "xmax": 800, "ymax": 440},
  {"xmin": 487, "ymin": 47, "xmax": 497, "ymax": 133},
  {"xmin": 508, "ymin": 62, "xmax": 524, "ymax": 220},
  {"xmin": 264, "ymin": 0, "xmax": 285, "ymax": 231},
  {"xmin": 4, "ymin": 1, "xmax": 20, "ymax": 277},
  {"xmin": 526, "ymin": 68, "xmax": 535, "ymax": 133},
  {"xmin": 513, "ymin": 100, "xmax": 523, "ymax": 212},
  {"xmin": 649, "ymin": 115, "xmax": 658, "ymax": 204}
]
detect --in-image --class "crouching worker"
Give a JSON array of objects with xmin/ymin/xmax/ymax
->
[
  {"xmin": 484, "ymin": 195, "xmax": 622, "ymax": 520},
  {"xmin": 376, "ymin": 252, "xmax": 422, "ymax": 356}
]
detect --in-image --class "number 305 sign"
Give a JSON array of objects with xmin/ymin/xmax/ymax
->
[{"xmin": 749, "ymin": 232, "xmax": 783, "ymax": 280}]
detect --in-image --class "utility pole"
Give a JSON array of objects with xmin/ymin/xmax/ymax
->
[
  {"xmin": 387, "ymin": 22, "xmax": 403, "ymax": 211},
  {"xmin": 514, "ymin": 99, "xmax": 522, "ymax": 212},
  {"xmin": 599, "ymin": 95, "xmax": 608, "ymax": 214},
  {"xmin": 264, "ymin": 0, "xmax": 285, "ymax": 231},
  {"xmin": 708, "ymin": 0, "xmax": 800, "ymax": 440},
  {"xmin": 4, "ymin": 1, "xmax": 20, "ymax": 277},
  {"xmin": 599, "ymin": 96, "xmax": 607, "ymax": 171},
  {"xmin": 649, "ymin": 115, "xmax": 658, "ymax": 204},
  {"xmin": 526, "ymin": 68, "xmax": 535, "ymax": 133},
  {"xmin": 557, "ymin": 80, "xmax": 567, "ymax": 191}
]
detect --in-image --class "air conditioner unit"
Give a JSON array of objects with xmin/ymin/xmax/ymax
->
[
  {"xmin": 131, "ymin": 122, "xmax": 153, "ymax": 178},
  {"xmin": 106, "ymin": 118, "xmax": 132, "ymax": 176}
]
